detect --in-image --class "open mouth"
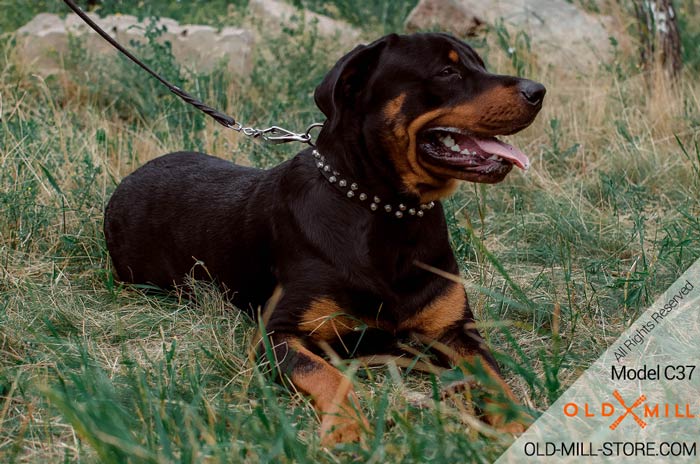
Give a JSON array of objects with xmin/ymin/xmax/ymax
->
[{"xmin": 417, "ymin": 127, "xmax": 531, "ymax": 182}]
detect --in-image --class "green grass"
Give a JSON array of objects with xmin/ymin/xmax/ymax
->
[{"xmin": 2, "ymin": 1, "xmax": 700, "ymax": 462}]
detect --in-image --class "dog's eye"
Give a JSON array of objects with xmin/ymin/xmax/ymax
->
[{"xmin": 437, "ymin": 66, "xmax": 461, "ymax": 79}]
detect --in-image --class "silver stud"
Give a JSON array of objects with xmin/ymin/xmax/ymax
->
[
  {"xmin": 317, "ymin": 162, "xmax": 324, "ymax": 168},
  {"xmin": 384, "ymin": 205, "xmax": 392, "ymax": 212},
  {"xmin": 329, "ymin": 176, "xmax": 337, "ymax": 183},
  {"xmin": 409, "ymin": 208, "xmax": 416, "ymax": 215},
  {"xmin": 370, "ymin": 203, "xmax": 378, "ymax": 211},
  {"xmin": 350, "ymin": 183, "xmax": 358, "ymax": 190},
  {"xmin": 332, "ymin": 171, "xmax": 339, "ymax": 176},
  {"xmin": 313, "ymin": 150, "xmax": 320, "ymax": 158},
  {"xmin": 420, "ymin": 204, "xmax": 428, "ymax": 210},
  {"xmin": 339, "ymin": 180, "xmax": 347, "ymax": 187},
  {"xmin": 417, "ymin": 210, "xmax": 424, "ymax": 217},
  {"xmin": 323, "ymin": 165, "xmax": 331, "ymax": 172},
  {"xmin": 374, "ymin": 196, "xmax": 381, "ymax": 203},
  {"xmin": 359, "ymin": 193, "xmax": 367, "ymax": 201},
  {"xmin": 428, "ymin": 201, "xmax": 435, "ymax": 209},
  {"xmin": 347, "ymin": 191, "xmax": 354, "ymax": 198},
  {"xmin": 399, "ymin": 204, "xmax": 406, "ymax": 211},
  {"xmin": 395, "ymin": 211, "xmax": 403, "ymax": 218}
]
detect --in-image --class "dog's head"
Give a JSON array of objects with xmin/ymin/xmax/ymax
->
[{"xmin": 315, "ymin": 33, "xmax": 545, "ymax": 201}]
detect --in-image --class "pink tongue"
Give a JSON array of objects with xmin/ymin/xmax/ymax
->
[{"xmin": 473, "ymin": 138, "xmax": 530, "ymax": 170}]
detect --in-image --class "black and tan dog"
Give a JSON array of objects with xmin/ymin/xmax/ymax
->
[{"xmin": 104, "ymin": 32, "xmax": 545, "ymax": 445}]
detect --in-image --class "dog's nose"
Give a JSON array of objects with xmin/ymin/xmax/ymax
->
[{"xmin": 519, "ymin": 80, "xmax": 546, "ymax": 106}]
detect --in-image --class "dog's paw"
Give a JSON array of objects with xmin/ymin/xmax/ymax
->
[
  {"xmin": 320, "ymin": 414, "xmax": 364, "ymax": 446},
  {"xmin": 485, "ymin": 411, "xmax": 533, "ymax": 436},
  {"xmin": 442, "ymin": 379, "xmax": 532, "ymax": 436},
  {"xmin": 441, "ymin": 378, "xmax": 475, "ymax": 397},
  {"xmin": 493, "ymin": 420, "xmax": 527, "ymax": 435}
]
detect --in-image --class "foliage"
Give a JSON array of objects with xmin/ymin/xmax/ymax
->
[{"xmin": 1, "ymin": 0, "xmax": 700, "ymax": 462}]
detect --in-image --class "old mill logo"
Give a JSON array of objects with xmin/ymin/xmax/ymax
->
[
  {"xmin": 609, "ymin": 391, "xmax": 647, "ymax": 430},
  {"xmin": 563, "ymin": 390, "xmax": 697, "ymax": 430}
]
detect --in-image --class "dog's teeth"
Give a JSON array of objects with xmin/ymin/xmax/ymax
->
[
  {"xmin": 461, "ymin": 149, "xmax": 470, "ymax": 155},
  {"xmin": 451, "ymin": 145, "xmax": 461, "ymax": 152},
  {"xmin": 441, "ymin": 135, "xmax": 455, "ymax": 147}
]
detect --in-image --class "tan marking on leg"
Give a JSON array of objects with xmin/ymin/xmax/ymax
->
[
  {"xmin": 437, "ymin": 342, "xmax": 531, "ymax": 434},
  {"xmin": 448, "ymin": 50, "xmax": 459, "ymax": 63},
  {"xmin": 459, "ymin": 355, "xmax": 529, "ymax": 434},
  {"xmin": 299, "ymin": 298, "xmax": 356, "ymax": 343},
  {"xmin": 399, "ymin": 282, "xmax": 466, "ymax": 339},
  {"xmin": 285, "ymin": 339, "xmax": 369, "ymax": 445}
]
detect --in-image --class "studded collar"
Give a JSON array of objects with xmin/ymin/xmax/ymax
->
[{"xmin": 312, "ymin": 149, "xmax": 435, "ymax": 219}]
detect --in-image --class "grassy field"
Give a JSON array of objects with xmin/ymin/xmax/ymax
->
[{"xmin": 1, "ymin": 0, "xmax": 700, "ymax": 462}]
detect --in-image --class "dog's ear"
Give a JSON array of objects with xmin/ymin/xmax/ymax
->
[{"xmin": 314, "ymin": 34, "xmax": 397, "ymax": 130}]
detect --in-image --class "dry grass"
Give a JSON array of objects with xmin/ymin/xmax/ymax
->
[{"xmin": 1, "ymin": 1, "xmax": 699, "ymax": 462}]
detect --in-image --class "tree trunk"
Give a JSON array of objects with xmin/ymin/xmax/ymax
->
[{"xmin": 634, "ymin": 0, "xmax": 682, "ymax": 80}]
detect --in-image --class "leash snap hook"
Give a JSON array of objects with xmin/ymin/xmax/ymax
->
[{"xmin": 260, "ymin": 126, "xmax": 311, "ymax": 144}]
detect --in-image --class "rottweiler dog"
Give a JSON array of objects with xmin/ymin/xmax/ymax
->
[{"xmin": 104, "ymin": 32, "xmax": 545, "ymax": 445}]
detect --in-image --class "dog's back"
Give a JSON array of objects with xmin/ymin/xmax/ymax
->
[{"xmin": 104, "ymin": 151, "xmax": 277, "ymax": 310}]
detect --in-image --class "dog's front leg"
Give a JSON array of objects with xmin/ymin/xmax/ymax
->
[
  {"xmin": 435, "ymin": 323, "xmax": 530, "ymax": 434},
  {"xmin": 402, "ymin": 281, "xmax": 529, "ymax": 433},
  {"xmin": 268, "ymin": 334, "xmax": 368, "ymax": 446}
]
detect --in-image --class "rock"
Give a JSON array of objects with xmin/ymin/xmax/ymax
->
[
  {"xmin": 405, "ymin": 0, "xmax": 485, "ymax": 37},
  {"xmin": 405, "ymin": 0, "xmax": 613, "ymax": 71},
  {"xmin": 15, "ymin": 13, "xmax": 255, "ymax": 77},
  {"xmin": 248, "ymin": 0, "xmax": 360, "ymax": 44}
]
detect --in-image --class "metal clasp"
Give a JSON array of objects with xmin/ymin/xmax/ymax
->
[
  {"xmin": 260, "ymin": 123, "xmax": 324, "ymax": 146},
  {"xmin": 260, "ymin": 126, "xmax": 311, "ymax": 144},
  {"xmin": 230, "ymin": 122, "xmax": 324, "ymax": 146}
]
